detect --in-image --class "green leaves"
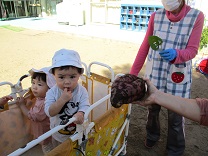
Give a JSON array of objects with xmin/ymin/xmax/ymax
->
[
  {"xmin": 148, "ymin": 36, "xmax": 163, "ymax": 50},
  {"xmin": 199, "ymin": 27, "xmax": 208, "ymax": 51}
]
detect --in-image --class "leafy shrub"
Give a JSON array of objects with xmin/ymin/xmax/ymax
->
[{"xmin": 199, "ymin": 26, "xmax": 208, "ymax": 51}]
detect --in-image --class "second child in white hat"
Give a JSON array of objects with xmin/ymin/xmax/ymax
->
[{"xmin": 16, "ymin": 67, "xmax": 55, "ymax": 154}]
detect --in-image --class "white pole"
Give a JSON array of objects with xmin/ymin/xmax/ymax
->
[{"xmin": 8, "ymin": 117, "xmax": 76, "ymax": 156}]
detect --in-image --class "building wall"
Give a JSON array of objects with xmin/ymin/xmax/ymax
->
[
  {"xmin": 6, "ymin": 0, "xmax": 206, "ymax": 26},
  {"xmin": 194, "ymin": 0, "xmax": 208, "ymax": 26}
]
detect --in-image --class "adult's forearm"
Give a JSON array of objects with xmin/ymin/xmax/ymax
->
[{"xmin": 155, "ymin": 91, "xmax": 201, "ymax": 122}]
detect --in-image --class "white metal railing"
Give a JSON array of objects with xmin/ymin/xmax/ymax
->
[
  {"xmin": 8, "ymin": 94, "xmax": 111, "ymax": 156},
  {"xmin": 0, "ymin": 74, "xmax": 30, "ymax": 101},
  {"xmin": 8, "ymin": 117, "xmax": 76, "ymax": 156}
]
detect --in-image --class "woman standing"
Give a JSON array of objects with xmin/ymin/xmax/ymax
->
[{"xmin": 130, "ymin": 0, "xmax": 204, "ymax": 155}]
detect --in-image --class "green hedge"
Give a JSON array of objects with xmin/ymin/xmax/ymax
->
[{"xmin": 199, "ymin": 26, "xmax": 208, "ymax": 51}]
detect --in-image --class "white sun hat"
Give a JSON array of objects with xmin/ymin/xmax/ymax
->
[
  {"xmin": 49, "ymin": 49, "xmax": 84, "ymax": 74},
  {"xmin": 29, "ymin": 67, "xmax": 56, "ymax": 88}
]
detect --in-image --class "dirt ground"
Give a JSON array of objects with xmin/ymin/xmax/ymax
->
[{"xmin": 0, "ymin": 27, "xmax": 208, "ymax": 156}]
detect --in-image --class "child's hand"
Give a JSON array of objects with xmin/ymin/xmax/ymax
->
[
  {"xmin": 0, "ymin": 95, "xmax": 13, "ymax": 106},
  {"xmin": 25, "ymin": 98, "xmax": 33, "ymax": 106},
  {"xmin": 16, "ymin": 97, "xmax": 26, "ymax": 106},
  {"xmin": 73, "ymin": 111, "xmax": 84, "ymax": 124},
  {"xmin": 60, "ymin": 88, "xmax": 72, "ymax": 103}
]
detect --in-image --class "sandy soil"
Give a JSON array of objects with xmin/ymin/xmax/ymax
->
[{"xmin": 0, "ymin": 27, "xmax": 208, "ymax": 156}]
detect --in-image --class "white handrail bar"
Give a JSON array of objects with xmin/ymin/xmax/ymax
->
[
  {"xmin": 87, "ymin": 61, "xmax": 115, "ymax": 82},
  {"xmin": 81, "ymin": 62, "xmax": 88, "ymax": 75},
  {"xmin": 9, "ymin": 94, "xmax": 111, "ymax": 155},
  {"xmin": 8, "ymin": 117, "xmax": 76, "ymax": 156},
  {"xmin": 0, "ymin": 81, "xmax": 14, "ymax": 87}
]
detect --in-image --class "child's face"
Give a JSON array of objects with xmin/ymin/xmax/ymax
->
[
  {"xmin": 54, "ymin": 67, "xmax": 81, "ymax": 92},
  {"xmin": 31, "ymin": 78, "xmax": 48, "ymax": 98}
]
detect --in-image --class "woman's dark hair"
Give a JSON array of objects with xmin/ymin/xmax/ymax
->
[
  {"xmin": 51, "ymin": 66, "xmax": 82, "ymax": 75},
  {"xmin": 31, "ymin": 72, "xmax": 47, "ymax": 83}
]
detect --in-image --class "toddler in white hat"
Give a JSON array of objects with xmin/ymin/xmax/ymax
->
[{"xmin": 44, "ymin": 49, "xmax": 90, "ymax": 147}]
